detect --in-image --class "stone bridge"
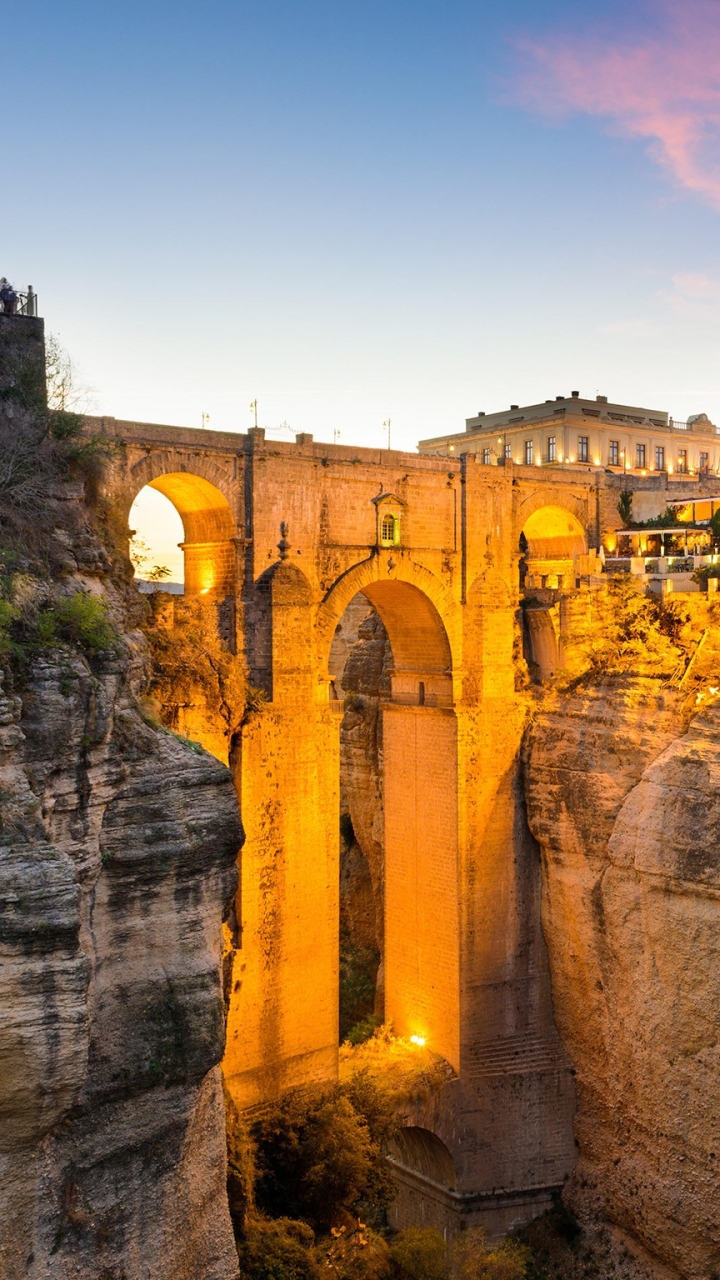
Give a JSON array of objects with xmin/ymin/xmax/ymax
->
[{"xmin": 99, "ymin": 416, "xmax": 605, "ymax": 1237}]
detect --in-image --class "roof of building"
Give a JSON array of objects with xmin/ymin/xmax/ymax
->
[{"xmin": 418, "ymin": 393, "xmax": 718, "ymax": 451}]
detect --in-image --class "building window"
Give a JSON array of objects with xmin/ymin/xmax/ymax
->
[
  {"xmin": 636, "ymin": 444, "xmax": 646, "ymax": 468},
  {"xmin": 655, "ymin": 445, "xmax": 665, "ymax": 471},
  {"xmin": 700, "ymin": 451, "xmax": 709, "ymax": 473},
  {"xmin": 524, "ymin": 439, "xmax": 533, "ymax": 465},
  {"xmin": 482, "ymin": 447, "xmax": 491, "ymax": 465},
  {"xmin": 677, "ymin": 449, "xmax": 687, "ymax": 474},
  {"xmin": 380, "ymin": 514, "xmax": 397, "ymax": 545},
  {"xmin": 578, "ymin": 435, "xmax": 589, "ymax": 463},
  {"xmin": 547, "ymin": 436, "xmax": 556, "ymax": 462},
  {"xmin": 609, "ymin": 440, "xmax": 619, "ymax": 466},
  {"xmin": 504, "ymin": 443, "xmax": 512, "ymax": 460}
]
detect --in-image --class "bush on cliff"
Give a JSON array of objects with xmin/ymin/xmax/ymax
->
[
  {"xmin": 237, "ymin": 1217, "xmax": 320, "ymax": 1280},
  {"xmin": 253, "ymin": 1094, "xmax": 373, "ymax": 1229},
  {"xmin": 340, "ymin": 920, "xmax": 380, "ymax": 1043},
  {"xmin": 0, "ymin": 578, "xmax": 118, "ymax": 670},
  {"xmin": 252, "ymin": 1075, "xmax": 399, "ymax": 1231},
  {"xmin": 320, "ymin": 1222, "xmax": 393, "ymax": 1278},
  {"xmin": 453, "ymin": 1232, "xmax": 531, "ymax": 1280},
  {"xmin": 390, "ymin": 1226, "xmax": 448, "ymax": 1278}
]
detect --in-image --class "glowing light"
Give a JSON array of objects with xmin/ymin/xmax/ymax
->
[
  {"xmin": 558, "ymin": 453, "xmax": 564, "ymax": 463},
  {"xmin": 409, "ymin": 1034, "xmax": 426, "ymax": 1047},
  {"xmin": 606, "ymin": 534, "xmax": 617, "ymax": 553},
  {"xmin": 535, "ymin": 457, "xmax": 542, "ymax": 466},
  {"xmin": 594, "ymin": 457, "xmax": 601, "ymax": 465},
  {"xmin": 668, "ymin": 464, "xmax": 674, "ymax": 474},
  {"xmin": 449, "ymin": 444, "xmax": 455, "ymax": 453},
  {"xmin": 567, "ymin": 455, "xmax": 574, "ymax": 463}
]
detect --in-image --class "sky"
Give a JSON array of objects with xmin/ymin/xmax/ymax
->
[{"xmin": 7, "ymin": 0, "xmax": 720, "ymax": 573}]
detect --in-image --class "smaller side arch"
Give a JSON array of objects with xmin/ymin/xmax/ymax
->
[
  {"xmin": 515, "ymin": 491, "xmax": 590, "ymax": 591},
  {"xmin": 126, "ymin": 463, "xmax": 237, "ymax": 599},
  {"xmin": 388, "ymin": 1127, "xmax": 457, "ymax": 1190},
  {"xmin": 514, "ymin": 486, "xmax": 590, "ymax": 540}
]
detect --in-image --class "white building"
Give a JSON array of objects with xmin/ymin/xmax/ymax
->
[{"xmin": 418, "ymin": 392, "xmax": 719, "ymax": 478}]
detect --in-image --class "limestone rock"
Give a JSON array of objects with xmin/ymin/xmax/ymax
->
[
  {"xmin": 525, "ymin": 684, "xmax": 720, "ymax": 1279},
  {"xmin": 0, "ymin": 645, "xmax": 242, "ymax": 1280}
]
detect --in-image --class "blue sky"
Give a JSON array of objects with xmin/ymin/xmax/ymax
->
[{"xmin": 6, "ymin": 0, "xmax": 720, "ymax": 474}]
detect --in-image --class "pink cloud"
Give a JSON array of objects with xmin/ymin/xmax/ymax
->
[{"xmin": 513, "ymin": 1, "xmax": 720, "ymax": 207}]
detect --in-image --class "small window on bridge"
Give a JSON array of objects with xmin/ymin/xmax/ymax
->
[{"xmin": 381, "ymin": 514, "xmax": 398, "ymax": 546}]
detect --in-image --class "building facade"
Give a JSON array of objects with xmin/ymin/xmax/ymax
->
[{"xmin": 419, "ymin": 392, "xmax": 720, "ymax": 478}]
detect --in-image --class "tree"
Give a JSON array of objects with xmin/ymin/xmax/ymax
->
[{"xmin": 253, "ymin": 1093, "xmax": 374, "ymax": 1230}]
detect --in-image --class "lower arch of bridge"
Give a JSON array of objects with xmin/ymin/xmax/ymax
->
[{"xmin": 141, "ymin": 472, "xmax": 235, "ymax": 597}]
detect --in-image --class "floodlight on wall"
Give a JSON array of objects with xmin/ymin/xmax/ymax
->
[{"xmin": 409, "ymin": 1034, "xmax": 426, "ymax": 1047}]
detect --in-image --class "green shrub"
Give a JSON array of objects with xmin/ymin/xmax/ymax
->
[
  {"xmin": 617, "ymin": 490, "xmax": 633, "ymax": 526},
  {"xmin": 453, "ymin": 1231, "xmax": 531, "ymax": 1280},
  {"xmin": 320, "ymin": 1224, "xmax": 393, "ymax": 1278},
  {"xmin": 253, "ymin": 1075, "xmax": 397, "ymax": 1231},
  {"xmin": 339, "ymin": 1069, "xmax": 399, "ymax": 1224},
  {"xmin": 692, "ymin": 563, "xmax": 720, "ymax": 587},
  {"xmin": 49, "ymin": 592, "xmax": 117, "ymax": 655},
  {"xmin": 254, "ymin": 1094, "xmax": 373, "ymax": 1230},
  {"xmin": 346, "ymin": 1012, "xmax": 383, "ymax": 1046},
  {"xmin": 340, "ymin": 921, "xmax": 380, "ymax": 1042},
  {"xmin": 238, "ymin": 1217, "xmax": 320, "ymax": 1280},
  {"xmin": 0, "ymin": 598, "xmax": 19, "ymax": 656},
  {"xmin": 390, "ymin": 1226, "xmax": 449, "ymax": 1279}
]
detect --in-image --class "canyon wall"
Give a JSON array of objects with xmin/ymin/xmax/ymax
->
[
  {"xmin": 525, "ymin": 678, "xmax": 720, "ymax": 1279},
  {"xmin": 0, "ymin": 569, "xmax": 242, "ymax": 1278}
]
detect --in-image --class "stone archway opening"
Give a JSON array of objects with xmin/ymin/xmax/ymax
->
[
  {"xmin": 129, "ymin": 485, "xmax": 185, "ymax": 592},
  {"xmin": 519, "ymin": 503, "xmax": 588, "ymax": 593},
  {"xmin": 387, "ymin": 1126, "xmax": 457, "ymax": 1234},
  {"xmin": 519, "ymin": 503, "xmax": 588, "ymax": 679},
  {"xmin": 329, "ymin": 593, "xmax": 390, "ymax": 1043},
  {"xmin": 129, "ymin": 472, "xmax": 236, "ymax": 599},
  {"xmin": 326, "ymin": 575, "xmax": 459, "ymax": 1069}
]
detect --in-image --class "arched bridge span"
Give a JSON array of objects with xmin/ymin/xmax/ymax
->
[{"xmin": 99, "ymin": 417, "xmax": 598, "ymax": 1237}]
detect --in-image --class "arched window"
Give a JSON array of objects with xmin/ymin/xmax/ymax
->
[{"xmin": 381, "ymin": 514, "xmax": 397, "ymax": 545}]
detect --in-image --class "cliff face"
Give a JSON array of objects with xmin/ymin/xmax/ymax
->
[
  {"xmin": 525, "ymin": 682, "xmax": 720, "ymax": 1279},
  {"xmin": 0, "ymin": 619, "xmax": 242, "ymax": 1278}
]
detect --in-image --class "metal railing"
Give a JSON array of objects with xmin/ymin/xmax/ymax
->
[{"xmin": 1, "ymin": 287, "xmax": 38, "ymax": 317}]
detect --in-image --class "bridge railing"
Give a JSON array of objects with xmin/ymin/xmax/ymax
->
[{"xmin": 1, "ymin": 288, "xmax": 39, "ymax": 317}]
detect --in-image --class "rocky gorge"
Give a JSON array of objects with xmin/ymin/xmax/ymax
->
[
  {"xmin": 0, "ymin": 427, "xmax": 243, "ymax": 1277},
  {"xmin": 2, "ymin": 334, "xmax": 720, "ymax": 1279},
  {"xmin": 525, "ymin": 678, "xmax": 720, "ymax": 1279}
]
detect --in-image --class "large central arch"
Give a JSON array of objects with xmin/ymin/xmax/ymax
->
[{"xmin": 321, "ymin": 562, "xmax": 461, "ymax": 1070}]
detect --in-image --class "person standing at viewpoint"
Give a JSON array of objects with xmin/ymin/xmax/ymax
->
[{"xmin": 0, "ymin": 278, "xmax": 17, "ymax": 314}]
